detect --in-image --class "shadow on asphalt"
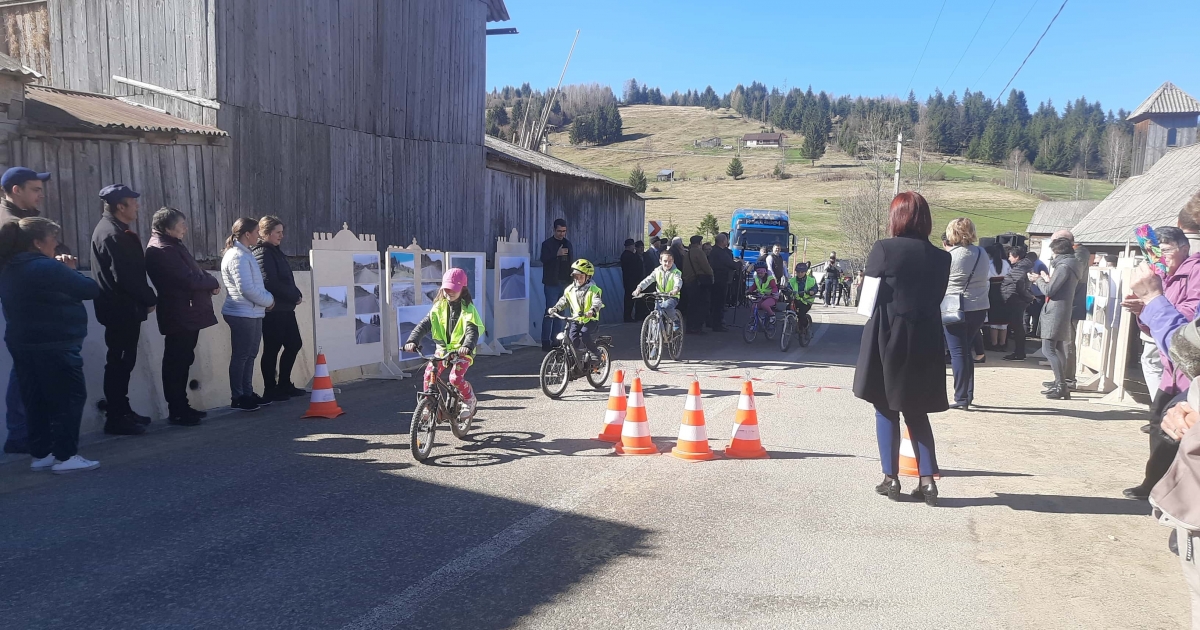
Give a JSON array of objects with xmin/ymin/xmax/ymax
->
[
  {"xmin": 939, "ymin": 468, "xmax": 1034, "ymax": 478},
  {"xmin": 968, "ymin": 404, "xmax": 1145, "ymax": 422},
  {"xmin": 423, "ymin": 431, "xmax": 614, "ymax": 467},
  {"xmin": 937, "ymin": 493, "xmax": 1150, "ymax": 515}
]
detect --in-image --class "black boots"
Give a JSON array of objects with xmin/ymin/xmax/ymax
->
[
  {"xmin": 875, "ymin": 476, "xmax": 902, "ymax": 501},
  {"xmin": 1044, "ymin": 383, "xmax": 1071, "ymax": 400}
]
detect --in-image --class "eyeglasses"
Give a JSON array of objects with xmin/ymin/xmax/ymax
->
[{"xmin": 1162, "ymin": 246, "xmax": 1180, "ymax": 256}]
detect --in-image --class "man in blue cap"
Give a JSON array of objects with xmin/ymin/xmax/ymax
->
[
  {"xmin": 91, "ymin": 184, "xmax": 157, "ymax": 435},
  {"xmin": 0, "ymin": 166, "xmax": 53, "ymax": 453}
]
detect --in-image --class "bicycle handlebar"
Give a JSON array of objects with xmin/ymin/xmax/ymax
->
[{"xmin": 548, "ymin": 312, "xmax": 590, "ymax": 323}]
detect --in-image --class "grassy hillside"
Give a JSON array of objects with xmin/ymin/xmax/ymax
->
[{"xmin": 545, "ymin": 105, "xmax": 1113, "ymax": 260}]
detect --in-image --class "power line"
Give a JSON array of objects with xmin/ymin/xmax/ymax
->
[
  {"xmin": 992, "ymin": 0, "xmax": 1069, "ymax": 107},
  {"xmin": 905, "ymin": 0, "xmax": 949, "ymax": 95},
  {"xmin": 928, "ymin": 201, "xmax": 1032, "ymax": 226},
  {"xmin": 969, "ymin": 0, "xmax": 1040, "ymax": 92},
  {"xmin": 944, "ymin": 0, "xmax": 998, "ymax": 88}
]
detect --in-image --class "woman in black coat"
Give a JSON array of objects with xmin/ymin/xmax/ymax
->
[
  {"xmin": 253, "ymin": 216, "xmax": 305, "ymax": 401},
  {"xmin": 853, "ymin": 192, "xmax": 951, "ymax": 506}
]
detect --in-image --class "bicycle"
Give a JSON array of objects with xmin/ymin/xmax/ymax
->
[
  {"xmin": 635, "ymin": 292, "xmax": 684, "ymax": 370},
  {"xmin": 539, "ymin": 313, "xmax": 613, "ymax": 399},
  {"xmin": 742, "ymin": 293, "xmax": 778, "ymax": 344},
  {"xmin": 778, "ymin": 292, "xmax": 815, "ymax": 352},
  {"xmin": 838, "ymin": 279, "xmax": 853, "ymax": 306},
  {"xmin": 409, "ymin": 349, "xmax": 474, "ymax": 463}
]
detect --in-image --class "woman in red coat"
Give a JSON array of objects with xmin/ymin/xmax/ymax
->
[{"xmin": 853, "ymin": 192, "xmax": 951, "ymax": 506}]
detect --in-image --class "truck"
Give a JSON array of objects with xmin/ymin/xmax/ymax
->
[{"xmin": 729, "ymin": 209, "xmax": 795, "ymax": 265}]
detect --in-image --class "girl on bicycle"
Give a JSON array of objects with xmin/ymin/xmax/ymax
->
[
  {"xmin": 632, "ymin": 249, "xmax": 683, "ymax": 330},
  {"xmin": 750, "ymin": 261, "xmax": 780, "ymax": 322},
  {"xmin": 404, "ymin": 268, "xmax": 483, "ymax": 419}
]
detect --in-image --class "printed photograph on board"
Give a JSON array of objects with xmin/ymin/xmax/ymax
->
[
  {"xmin": 390, "ymin": 281, "xmax": 416, "ymax": 307},
  {"xmin": 422, "ymin": 281, "xmax": 440, "ymax": 304},
  {"xmin": 451, "ymin": 256, "xmax": 479, "ymax": 297},
  {"xmin": 354, "ymin": 284, "xmax": 380, "ymax": 314},
  {"xmin": 389, "ymin": 251, "xmax": 415, "ymax": 281},
  {"xmin": 498, "ymin": 256, "xmax": 529, "ymax": 301},
  {"xmin": 317, "ymin": 286, "xmax": 348, "ymax": 318},
  {"xmin": 354, "ymin": 313, "xmax": 381, "ymax": 344},
  {"xmin": 420, "ymin": 252, "xmax": 444, "ymax": 281},
  {"xmin": 353, "ymin": 253, "xmax": 380, "ymax": 284},
  {"xmin": 397, "ymin": 305, "xmax": 433, "ymax": 360}
]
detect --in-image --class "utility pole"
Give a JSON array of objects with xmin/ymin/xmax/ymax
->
[
  {"xmin": 527, "ymin": 30, "xmax": 580, "ymax": 151},
  {"xmin": 892, "ymin": 132, "xmax": 904, "ymax": 196}
]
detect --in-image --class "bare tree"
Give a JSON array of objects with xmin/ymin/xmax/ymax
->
[
  {"xmin": 1102, "ymin": 125, "xmax": 1131, "ymax": 186},
  {"xmin": 839, "ymin": 112, "xmax": 892, "ymax": 264},
  {"xmin": 1073, "ymin": 130, "xmax": 1095, "ymax": 200},
  {"xmin": 1005, "ymin": 149, "xmax": 1033, "ymax": 193}
]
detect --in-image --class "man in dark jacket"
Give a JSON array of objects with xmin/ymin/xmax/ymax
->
[
  {"xmin": 91, "ymin": 184, "xmax": 157, "ymax": 435},
  {"xmin": 708, "ymin": 233, "xmax": 740, "ymax": 332},
  {"xmin": 539, "ymin": 219, "xmax": 574, "ymax": 351},
  {"xmin": 145, "ymin": 208, "xmax": 220, "ymax": 425},
  {"xmin": 0, "ymin": 167, "xmax": 52, "ymax": 454},
  {"xmin": 1063, "ymin": 233, "xmax": 1090, "ymax": 387},
  {"xmin": 1001, "ymin": 245, "xmax": 1036, "ymax": 361},
  {"xmin": 620, "ymin": 239, "xmax": 642, "ymax": 322}
]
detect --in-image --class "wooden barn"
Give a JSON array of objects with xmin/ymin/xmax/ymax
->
[
  {"xmin": 1130, "ymin": 82, "xmax": 1199, "ymax": 177},
  {"xmin": 0, "ymin": 0, "xmax": 512, "ymax": 260},
  {"xmin": 484, "ymin": 135, "xmax": 645, "ymax": 264}
]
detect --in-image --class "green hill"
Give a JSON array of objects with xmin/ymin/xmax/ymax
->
[{"xmin": 544, "ymin": 105, "xmax": 1113, "ymax": 260}]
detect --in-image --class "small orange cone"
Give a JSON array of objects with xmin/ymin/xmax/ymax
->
[
  {"xmin": 725, "ymin": 380, "xmax": 769, "ymax": 459},
  {"xmin": 898, "ymin": 423, "xmax": 941, "ymax": 480},
  {"xmin": 301, "ymin": 353, "xmax": 344, "ymax": 419},
  {"xmin": 596, "ymin": 370, "xmax": 627, "ymax": 442},
  {"xmin": 670, "ymin": 380, "xmax": 715, "ymax": 461},
  {"xmin": 614, "ymin": 377, "xmax": 658, "ymax": 455}
]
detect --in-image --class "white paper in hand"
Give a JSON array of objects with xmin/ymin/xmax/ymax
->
[{"xmin": 857, "ymin": 276, "xmax": 881, "ymax": 317}]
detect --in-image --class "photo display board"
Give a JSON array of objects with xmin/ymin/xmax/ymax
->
[
  {"xmin": 309, "ymin": 225, "xmax": 384, "ymax": 372},
  {"xmin": 385, "ymin": 239, "xmax": 450, "ymax": 365},
  {"xmin": 491, "ymin": 228, "xmax": 537, "ymax": 347}
]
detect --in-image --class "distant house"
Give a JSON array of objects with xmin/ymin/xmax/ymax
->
[
  {"xmin": 1071, "ymin": 142, "xmax": 1200, "ymax": 258},
  {"xmin": 1130, "ymin": 82, "xmax": 1200, "ymax": 176},
  {"xmin": 1025, "ymin": 200, "xmax": 1101, "ymax": 259},
  {"xmin": 741, "ymin": 132, "xmax": 785, "ymax": 148},
  {"xmin": 657, "ymin": 169, "xmax": 674, "ymax": 182},
  {"xmin": 693, "ymin": 137, "xmax": 720, "ymax": 149}
]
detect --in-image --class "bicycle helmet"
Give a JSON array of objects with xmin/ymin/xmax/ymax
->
[
  {"xmin": 571, "ymin": 259, "xmax": 595, "ymax": 277},
  {"xmin": 794, "ymin": 262, "xmax": 809, "ymax": 273}
]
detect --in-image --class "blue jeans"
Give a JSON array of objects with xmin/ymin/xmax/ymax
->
[
  {"xmin": 944, "ymin": 309, "xmax": 987, "ymax": 405},
  {"xmin": 875, "ymin": 406, "xmax": 938, "ymax": 476},
  {"xmin": 5, "ymin": 368, "xmax": 27, "ymax": 448},
  {"xmin": 656, "ymin": 297, "xmax": 679, "ymax": 327},
  {"xmin": 542, "ymin": 283, "xmax": 564, "ymax": 346},
  {"xmin": 224, "ymin": 314, "xmax": 263, "ymax": 399}
]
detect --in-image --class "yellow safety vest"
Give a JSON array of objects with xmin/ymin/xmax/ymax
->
[
  {"xmin": 789, "ymin": 275, "xmax": 817, "ymax": 305},
  {"xmin": 753, "ymin": 274, "xmax": 772, "ymax": 295},
  {"xmin": 429, "ymin": 300, "xmax": 485, "ymax": 355},
  {"xmin": 653, "ymin": 267, "xmax": 681, "ymax": 296},
  {"xmin": 565, "ymin": 284, "xmax": 602, "ymax": 323}
]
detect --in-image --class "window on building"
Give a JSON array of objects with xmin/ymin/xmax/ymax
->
[{"xmin": 1168, "ymin": 127, "xmax": 1178, "ymax": 147}]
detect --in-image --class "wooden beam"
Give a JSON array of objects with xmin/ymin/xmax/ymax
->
[
  {"xmin": 486, "ymin": 28, "xmax": 517, "ymax": 35},
  {"xmin": 111, "ymin": 74, "xmax": 221, "ymax": 109}
]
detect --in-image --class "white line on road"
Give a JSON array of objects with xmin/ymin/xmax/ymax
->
[{"xmin": 342, "ymin": 458, "xmax": 647, "ymax": 630}]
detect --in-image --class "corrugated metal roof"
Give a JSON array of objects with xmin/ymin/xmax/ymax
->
[
  {"xmin": 24, "ymin": 85, "xmax": 226, "ymax": 136},
  {"xmin": 1129, "ymin": 81, "xmax": 1200, "ymax": 122},
  {"xmin": 0, "ymin": 51, "xmax": 40, "ymax": 79},
  {"xmin": 658, "ymin": 169, "xmax": 674, "ymax": 175},
  {"xmin": 742, "ymin": 133, "xmax": 785, "ymax": 141},
  {"xmin": 1071, "ymin": 143, "xmax": 1200, "ymax": 246},
  {"xmin": 1026, "ymin": 200, "xmax": 1101, "ymax": 235},
  {"xmin": 485, "ymin": 135, "xmax": 632, "ymax": 189},
  {"xmin": 484, "ymin": 0, "xmax": 509, "ymax": 21}
]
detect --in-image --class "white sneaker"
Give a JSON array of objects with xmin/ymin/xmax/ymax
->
[
  {"xmin": 459, "ymin": 394, "xmax": 477, "ymax": 420},
  {"xmin": 30, "ymin": 455, "xmax": 59, "ymax": 471},
  {"xmin": 51, "ymin": 455, "xmax": 100, "ymax": 475}
]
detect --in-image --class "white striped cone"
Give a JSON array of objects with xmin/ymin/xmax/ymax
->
[
  {"xmin": 596, "ymin": 370, "xmax": 627, "ymax": 442},
  {"xmin": 670, "ymin": 381, "xmax": 714, "ymax": 461},
  {"xmin": 614, "ymin": 377, "xmax": 658, "ymax": 455},
  {"xmin": 302, "ymin": 353, "xmax": 344, "ymax": 419},
  {"xmin": 725, "ymin": 380, "xmax": 768, "ymax": 459}
]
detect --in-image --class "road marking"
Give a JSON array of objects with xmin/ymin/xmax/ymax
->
[{"xmin": 342, "ymin": 459, "xmax": 645, "ymax": 630}]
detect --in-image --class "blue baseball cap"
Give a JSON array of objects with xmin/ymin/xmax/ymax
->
[
  {"xmin": 99, "ymin": 184, "xmax": 140, "ymax": 204},
  {"xmin": 1, "ymin": 167, "xmax": 50, "ymax": 191}
]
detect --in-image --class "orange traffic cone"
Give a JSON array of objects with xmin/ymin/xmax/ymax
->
[
  {"xmin": 670, "ymin": 380, "xmax": 715, "ymax": 461},
  {"xmin": 898, "ymin": 423, "xmax": 940, "ymax": 479},
  {"xmin": 725, "ymin": 380, "xmax": 769, "ymax": 459},
  {"xmin": 614, "ymin": 377, "xmax": 658, "ymax": 455},
  {"xmin": 301, "ymin": 352, "xmax": 344, "ymax": 419},
  {"xmin": 596, "ymin": 370, "xmax": 627, "ymax": 443}
]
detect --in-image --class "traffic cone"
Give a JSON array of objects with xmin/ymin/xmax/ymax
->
[
  {"xmin": 669, "ymin": 380, "xmax": 715, "ymax": 461},
  {"xmin": 898, "ymin": 423, "xmax": 941, "ymax": 480},
  {"xmin": 725, "ymin": 380, "xmax": 769, "ymax": 459},
  {"xmin": 596, "ymin": 369, "xmax": 627, "ymax": 443},
  {"xmin": 614, "ymin": 377, "xmax": 658, "ymax": 455},
  {"xmin": 301, "ymin": 353, "xmax": 344, "ymax": 419}
]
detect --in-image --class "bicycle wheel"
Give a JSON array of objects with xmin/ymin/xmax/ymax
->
[
  {"xmin": 450, "ymin": 394, "xmax": 473, "ymax": 440},
  {"xmin": 640, "ymin": 313, "xmax": 662, "ymax": 370},
  {"xmin": 742, "ymin": 311, "xmax": 758, "ymax": 343},
  {"xmin": 668, "ymin": 315, "xmax": 685, "ymax": 360},
  {"xmin": 409, "ymin": 398, "xmax": 437, "ymax": 463},
  {"xmin": 586, "ymin": 345, "xmax": 612, "ymax": 389},
  {"xmin": 779, "ymin": 314, "xmax": 794, "ymax": 352},
  {"xmin": 540, "ymin": 348, "xmax": 570, "ymax": 399},
  {"xmin": 764, "ymin": 313, "xmax": 778, "ymax": 340}
]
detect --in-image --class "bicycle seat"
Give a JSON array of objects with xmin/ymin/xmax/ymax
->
[{"xmin": 598, "ymin": 335, "xmax": 613, "ymax": 345}]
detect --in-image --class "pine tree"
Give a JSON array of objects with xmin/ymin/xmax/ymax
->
[
  {"xmin": 628, "ymin": 165, "xmax": 648, "ymax": 193},
  {"xmin": 726, "ymin": 157, "xmax": 744, "ymax": 180},
  {"xmin": 663, "ymin": 217, "xmax": 679, "ymax": 240},
  {"xmin": 698, "ymin": 213, "xmax": 720, "ymax": 240},
  {"xmin": 800, "ymin": 131, "xmax": 825, "ymax": 163}
]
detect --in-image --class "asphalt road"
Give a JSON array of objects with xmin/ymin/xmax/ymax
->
[{"xmin": 0, "ymin": 306, "xmax": 1186, "ymax": 629}]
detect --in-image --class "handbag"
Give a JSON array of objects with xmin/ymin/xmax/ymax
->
[{"xmin": 940, "ymin": 246, "xmax": 984, "ymax": 325}]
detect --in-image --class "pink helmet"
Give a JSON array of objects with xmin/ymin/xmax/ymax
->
[{"xmin": 441, "ymin": 268, "xmax": 468, "ymax": 292}]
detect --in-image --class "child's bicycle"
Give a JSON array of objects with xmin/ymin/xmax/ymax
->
[
  {"xmin": 743, "ymin": 293, "xmax": 778, "ymax": 344},
  {"xmin": 637, "ymin": 292, "xmax": 684, "ymax": 370},
  {"xmin": 540, "ymin": 313, "xmax": 613, "ymax": 399},
  {"xmin": 409, "ymin": 348, "xmax": 475, "ymax": 463}
]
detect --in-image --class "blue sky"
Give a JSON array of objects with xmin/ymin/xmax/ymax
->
[{"xmin": 486, "ymin": 0, "xmax": 1199, "ymax": 114}]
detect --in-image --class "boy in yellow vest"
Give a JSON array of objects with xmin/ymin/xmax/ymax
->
[
  {"xmin": 547, "ymin": 259, "xmax": 604, "ymax": 367},
  {"xmin": 404, "ymin": 268, "xmax": 484, "ymax": 419},
  {"xmin": 632, "ymin": 249, "xmax": 683, "ymax": 331}
]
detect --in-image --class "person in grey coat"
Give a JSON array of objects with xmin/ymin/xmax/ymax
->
[
  {"xmin": 942, "ymin": 218, "xmax": 991, "ymax": 410},
  {"xmin": 1035, "ymin": 237, "xmax": 1081, "ymax": 399}
]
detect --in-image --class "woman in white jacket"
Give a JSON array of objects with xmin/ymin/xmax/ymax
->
[{"xmin": 221, "ymin": 218, "xmax": 274, "ymax": 411}]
